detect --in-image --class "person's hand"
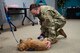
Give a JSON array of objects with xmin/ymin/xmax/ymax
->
[{"xmin": 45, "ymin": 41, "xmax": 51, "ymax": 49}]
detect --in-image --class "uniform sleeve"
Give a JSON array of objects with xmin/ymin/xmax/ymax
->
[
  {"xmin": 42, "ymin": 10, "xmax": 66, "ymax": 27},
  {"xmin": 42, "ymin": 10, "xmax": 56, "ymax": 27}
]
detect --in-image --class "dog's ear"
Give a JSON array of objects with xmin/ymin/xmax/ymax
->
[{"xmin": 20, "ymin": 39, "xmax": 23, "ymax": 43}]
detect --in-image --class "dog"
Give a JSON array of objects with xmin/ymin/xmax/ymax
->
[{"xmin": 17, "ymin": 38, "xmax": 51, "ymax": 51}]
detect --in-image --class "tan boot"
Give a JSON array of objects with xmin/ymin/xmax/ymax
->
[{"xmin": 58, "ymin": 29, "xmax": 67, "ymax": 38}]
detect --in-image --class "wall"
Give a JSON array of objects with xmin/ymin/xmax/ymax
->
[
  {"xmin": 4, "ymin": 0, "xmax": 23, "ymax": 8},
  {"xmin": 57, "ymin": 0, "xmax": 80, "ymax": 17},
  {"xmin": 64, "ymin": 0, "xmax": 80, "ymax": 7},
  {"xmin": 46, "ymin": 0, "xmax": 56, "ymax": 8},
  {"xmin": 34, "ymin": 0, "xmax": 56, "ymax": 8}
]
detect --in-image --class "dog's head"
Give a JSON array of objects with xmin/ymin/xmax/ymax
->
[
  {"xmin": 17, "ymin": 38, "xmax": 33, "ymax": 51},
  {"xmin": 17, "ymin": 39, "xmax": 27, "ymax": 51}
]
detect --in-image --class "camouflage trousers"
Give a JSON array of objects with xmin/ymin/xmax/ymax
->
[{"xmin": 40, "ymin": 18, "xmax": 66, "ymax": 40}]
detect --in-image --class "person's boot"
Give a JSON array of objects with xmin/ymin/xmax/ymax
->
[{"xmin": 58, "ymin": 29, "xmax": 67, "ymax": 38}]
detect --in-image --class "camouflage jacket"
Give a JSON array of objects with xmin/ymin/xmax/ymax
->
[{"xmin": 38, "ymin": 5, "xmax": 66, "ymax": 28}]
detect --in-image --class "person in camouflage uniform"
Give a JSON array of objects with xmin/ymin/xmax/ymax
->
[{"xmin": 30, "ymin": 4, "xmax": 67, "ymax": 44}]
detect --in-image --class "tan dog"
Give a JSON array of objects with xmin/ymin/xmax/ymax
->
[{"xmin": 17, "ymin": 38, "xmax": 51, "ymax": 51}]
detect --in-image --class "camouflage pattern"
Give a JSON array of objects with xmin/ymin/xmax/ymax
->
[{"xmin": 38, "ymin": 6, "xmax": 66, "ymax": 40}]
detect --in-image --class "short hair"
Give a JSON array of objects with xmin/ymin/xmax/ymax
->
[{"xmin": 30, "ymin": 4, "xmax": 40, "ymax": 11}]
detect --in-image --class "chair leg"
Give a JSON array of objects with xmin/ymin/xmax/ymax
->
[
  {"xmin": 0, "ymin": 24, "xmax": 3, "ymax": 34},
  {"xmin": 0, "ymin": 24, "xmax": 3, "ymax": 30},
  {"xmin": 9, "ymin": 21, "xmax": 17, "ymax": 31},
  {"xmin": 58, "ymin": 29, "xmax": 67, "ymax": 38},
  {"xmin": 0, "ymin": 30, "xmax": 1, "ymax": 34}
]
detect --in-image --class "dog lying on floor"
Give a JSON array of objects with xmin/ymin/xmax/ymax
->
[{"xmin": 17, "ymin": 38, "xmax": 51, "ymax": 51}]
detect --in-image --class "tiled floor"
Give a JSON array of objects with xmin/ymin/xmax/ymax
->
[{"xmin": 0, "ymin": 19, "xmax": 80, "ymax": 53}]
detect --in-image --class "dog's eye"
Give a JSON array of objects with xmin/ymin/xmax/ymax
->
[{"xmin": 20, "ymin": 39, "xmax": 23, "ymax": 43}]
